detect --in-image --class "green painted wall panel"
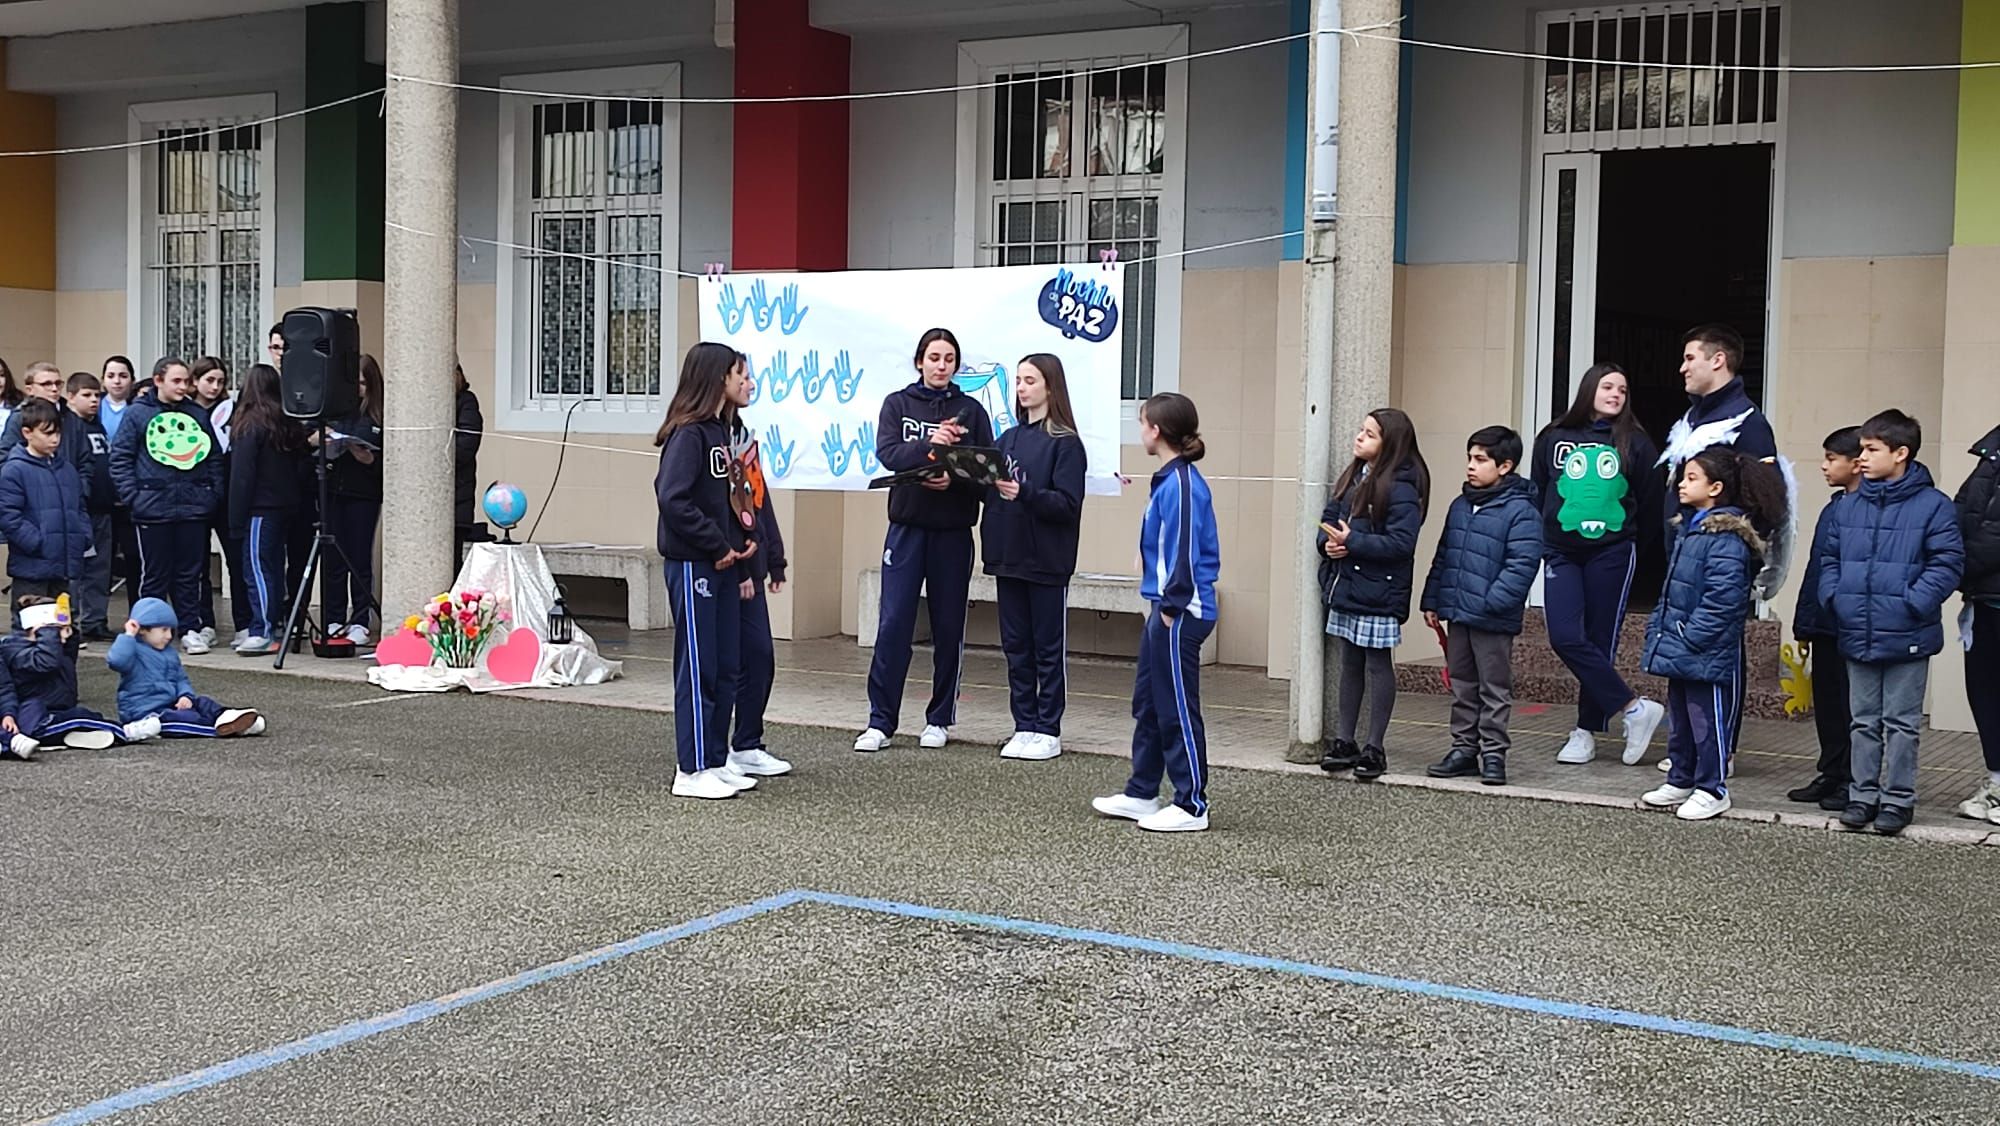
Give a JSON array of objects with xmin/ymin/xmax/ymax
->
[
  {"xmin": 304, "ymin": 2, "xmax": 385, "ymax": 281},
  {"xmin": 1959, "ymin": 0, "xmax": 2000, "ymax": 246}
]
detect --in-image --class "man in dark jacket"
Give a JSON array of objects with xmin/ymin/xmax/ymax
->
[
  {"xmin": 0, "ymin": 401, "xmax": 90, "ymax": 621},
  {"xmin": 453, "ymin": 364, "xmax": 485, "ymax": 546},
  {"xmin": 63, "ymin": 373, "xmax": 116, "ymax": 640},
  {"xmin": 1817, "ymin": 410, "xmax": 1965, "ymax": 836},
  {"xmin": 1420, "ymin": 426, "xmax": 1541, "ymax": 786},
  {"xmin": 1786, "ymin": 427, "xmax": 1862, "ymax": 810},
  {"xmin": 108, "ymin": 358, "xmax": 222, "ymax": 654},
  {"xmin": 1953, "ymin": 422, "xmax": 2000, "ymax": 825}
]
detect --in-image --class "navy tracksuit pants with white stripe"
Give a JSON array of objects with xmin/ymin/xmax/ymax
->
[
  {"xmin": 18, "ymin": 701, "xmax": 125, "ymax": 743},
  {"xmin": 1663, "ymin": 676, "xmax": 1736, "ymax": 799},
  {"xmin": 1125, "ymin": 607, "xmax": 1214, "ymax": 816},
  {"xmin": 996, "ymin": 577, "xmax": 1067, "ymax": 736},
  {"xmin": 865, "ymin": 523, "xmax": 972, "ymax": 735},
  {"xmin": 244, "ymin": 514, "xmax": 290, "ymax": 640},
  {"xmin": 732, "ymin": 579, "xmax": 774, "ymax": 753},
  {"xmin": 666, "ymin": 560, "xmax": 741, "ymax": 776}
]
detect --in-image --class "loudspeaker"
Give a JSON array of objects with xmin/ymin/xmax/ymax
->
[{"xmin": 280, "ymin": 306, "xmax": 362, "ymax": 421}]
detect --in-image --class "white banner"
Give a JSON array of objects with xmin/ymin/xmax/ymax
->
[{"xmin": 698, "ymin": 263, "xmax": 1127, "ymax": 496}]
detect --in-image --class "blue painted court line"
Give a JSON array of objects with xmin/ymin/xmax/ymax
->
[
  {"xmin": 26, "ymin": 891, "xmax": 808, "ymax": 1126},
  {"xmin": 33, "ymin": 887, "xmax": 2000, "ymax": 1124},
  {"xmin": 798, "ymin": 890, "xmax": 2000, "ymax": 1083}
]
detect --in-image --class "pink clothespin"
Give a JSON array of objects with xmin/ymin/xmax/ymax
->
[
  {"xmin": 704, "ymin": 262, "xmax": 728, "ymax": 282},
  {"xmin": 1099, "ymin": 248, "xmax": 1119, "ymax": 271}
]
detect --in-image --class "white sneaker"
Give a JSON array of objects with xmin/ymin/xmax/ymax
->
[
  {"xmin": 713, "ymin": 763, "xmax": 757, "ymax": 791},
  {"xmin": 345, "ymin": 624, "xmax": 371, "ymax": 645},
  {"xmin": 1658, "ymin": 757, "xmax": 1673, "ymax": 773},
  {"xmin": 1621, "ymin": 699, "xmax": 1667, "ymax": 765},
  {"xmin": 182, "ymin": 631, "xmax": 211, "ymax": 655},
  {"xmin": 671, "ymin": 768, "xmax": 739, "ymax": 800},
  {"xmin": 1002, "ymin": 732, "xmax": 1062, "ymax": 760},
  {"xmin": 233, "ymin": 635, "xmax": 273, "ymax": 655},
  {"xmin": 246, "ymin": 715, "xmax": 267, "ymax": 736},
  {"xmin": 63, "ymin": 728, "xmax": 116, "ymax": 750},
  {"xmin": 1642, "ymin": 783, "xmax": 1695, "ymax": 808},
  {"xmin": 919, "ymin": 725, "xmax": 950, "ymax": 749},
  {"xmin": 1091, "ymin": 793, "xmax": 1165, "ymax": 821},
  {"xmin": 197, "ymin": 626, "xmax": 218, "ymax": 647},
  {"xmin": 215, "ymin": 709, "xmax": 261, "ymax": 738},
  {"xmin": 1556, "ymin": 728, "xmax": 1596, "ymax": 764},
  {"xmin": 1137, "ymin": 804, "xmax": 1210, "ymax": 832},
  {"xmin": 999, "ymin": 731, "xmax": 1031, "ymax": 757},
  {"xmin": 3, "ymin": 734, "xmax": 36, "ymax": 761},
  {"xmin": 1676, "ymin": 790, "xmax": 1732, "ymax": 821},
  {"xmin": 122, "ymin": 716, "xmax": 163, "ymax": 743},
  {"xmin": 727, "ymin": 747, "xmax": 792, "ymax": 777},
  {"xmin": 852, "ymin": 728, "xmax": 889, "ymax": 752}
]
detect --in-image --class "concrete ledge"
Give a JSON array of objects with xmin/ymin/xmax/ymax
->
[
  {"xmin": 542, "ymin": 546, "xmax": 669, "ymax": 631},
  {"xmin": 856, "ymin": 568, "xmax": 1219, "ymax": 664}
]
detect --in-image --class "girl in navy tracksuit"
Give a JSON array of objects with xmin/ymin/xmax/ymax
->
[
  {"xmin": 1639, "ymin": 448, "xmax": 1781, "ymax": 821},
  {"xmin": 1316, "ymin": 407, "xmax": 1429, "ymax": 781},
  {"xmin": 655, "ymin": 343, "xmax": 757, "ymax": 801},
  {"xmin": 980, "ymin": 353, "xmax": 1086, "ymax": 761},
  {"xmin": 1530, "ymin": 363, "xmax": 1667, "ymax": 768},
  {"xmin": 855, "ymin": 328, "xmax": 995, "ymax": 753},
  {"xmin": 227, "ymin": 365, "xmax": 308, "ymax": 655},
  {"xmin": 1090, "ymin": 393, "xmax": 1220, "ymax": 833},
  {"xmin": 726, "ymin": 413, "xmax": 792, "ymax": 779}
]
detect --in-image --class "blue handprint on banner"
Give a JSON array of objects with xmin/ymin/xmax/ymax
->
[
  {"xmin": 716, "ymin": 283, "xmax": 749, "ymax": 334},
  {"xmin": 854, "ymin": 422, "xmax": 879, "ymax": 474},
  {"xmin": 716, "ymin": 281, "xmax": 809, "ymax": 337},
  {"xmin": 828, "ymin": 351, "xmax": 865, "ymax": 403},
  {"xmin": 749, "ymin": 280, "xmax": 776, "ymax": 331},
  {"xmin": 763, "ymin": 425, "xmax": 796, "ymax": 479},
  {"xmin": 821, "ymin": 424, "xmax": 854, "ymax": 477},
  {"xmin": 1038, "ymin": 269, "xmax": 1120, "ymax": 343},
  {"xmin": 760, "ymin": 351, "xmax": 793, "ymax": 402},
  {"xmin": 775, "ymin": 283, "xmax": 808, "ymax": 334},
  {"xmin": 818, "ymin": 424, "xmax": 879, "ymax": 478},
  {"xmin": 952, "ymin": 362, "xmax": 1016, "ymax": 437}
]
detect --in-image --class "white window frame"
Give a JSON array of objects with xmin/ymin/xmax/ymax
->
[
  {"xmin": 495, "ymin": 63, "xmax": 683, "ymax": 435},
  {"xmin": 954, "ymin": 26, "xmax": 1188, "ymax": 443},
  {"xmin": 126, "ymin": 93, "xmax": 277, "ymax": 374}
]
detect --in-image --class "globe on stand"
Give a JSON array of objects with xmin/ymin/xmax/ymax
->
[{"xmin": 482, "ymin": 483, "xmax": 530, "ymax": 544}]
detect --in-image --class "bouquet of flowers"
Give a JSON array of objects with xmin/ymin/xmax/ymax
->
[{"xmin": 404, "ymin": 589, "xmax": 512, "ymax": 668}]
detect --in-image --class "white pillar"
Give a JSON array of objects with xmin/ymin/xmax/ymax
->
[{"xmin": 382, "ymin": 0, "xmax": 460, "ymax": 622}]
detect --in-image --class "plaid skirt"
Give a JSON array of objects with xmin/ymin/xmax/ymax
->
[{"xmin": 1324, "ymin": 608, "xmax": 1402, "ymax": 650}]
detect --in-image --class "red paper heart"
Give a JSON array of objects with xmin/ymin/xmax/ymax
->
[
  {"xmin": 375, "ymin": 629, "xmax": 433, "ymax": 668},
  {"xmin": 486, "ymin": 627, "xmax": 541, "ymax": 684}
]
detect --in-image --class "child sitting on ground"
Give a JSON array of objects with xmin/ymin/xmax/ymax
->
[
  {"xmin": 108, "ymin": 597, "xmax": 264, "ymax": 738},
  {"xmin": 0, "ymin": 631, "xmax": 39, "ymax": 761},
  {"xmin": 1, "ymin": 595, "xmax": 144, "ymax": 750}
]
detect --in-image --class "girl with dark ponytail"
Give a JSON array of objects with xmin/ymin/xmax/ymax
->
[{"xmin": 1091, "ymin": 392, "xmax": 1220, "ymax": 833}]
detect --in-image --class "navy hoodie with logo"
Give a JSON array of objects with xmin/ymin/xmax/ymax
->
[
  {"xmin": 980, "ymin": 418, "xmax": 1086, "ymax": 585},
  {"xmin": 655, "ymin": 416, "xmax": 749, "ymax": 573},
  {"xmin": 874, "ymin": 381, "xmax": 995, "ymax": 531},
  {"xmin": 108, "ymin": 389, "xmax": 222, "ymax": 524},
  {"xmin": 1529, "ymin": 419, "xmax": 1661, "ymax": 557}
]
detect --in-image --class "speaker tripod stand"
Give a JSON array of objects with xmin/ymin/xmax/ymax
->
[{"xmin": 273, "ymin": 418, "xmax": 376, "ymax": 669}]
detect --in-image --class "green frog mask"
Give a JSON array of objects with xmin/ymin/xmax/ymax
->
[
  {"xmin": 1556, "ymin": 443, "xmax": 1626, "ymax": 539},
  {"xmin": 145, "ymin": 411, "xmax": 212, "ymax": 471}
]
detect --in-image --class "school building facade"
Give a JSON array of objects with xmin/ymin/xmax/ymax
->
[{"xmin": 0, "ymin": 0, "xmax": 1994, "ymax": 728}]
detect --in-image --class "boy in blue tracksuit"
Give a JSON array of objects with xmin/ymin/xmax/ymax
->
[
  {"xmin": 107, "ymin": 360, "xmax": 222, "ymax": 653},
  {"xmin": 981, "ymin": 353, "xmax": 1087, "ymax": 761},
  {"xmin": 1, "ymin": 597, "xmax": 137, "ymax": 749},
  {"xmin": 0, "ymin": 400, "xmax": 91, "ymax": 624},
  {"xmin": 1091, "ymin": 393, "xmax": 1220, "ymax": 833},
  {"xmin": 1785, "ymin": 427, "xmax": 1862, "ymax": 810},
  {"xmin": 855, "ymin": 329, "xmax": 995, "ymax": 753},
  {"xmin": 106, "ymin": 597, "xmax": 263, "ymax": 738},
  {"xmin": 654, "ymin": 344, "xmax": 757, "ymax": 801},
  {"xmin": 1420, "ymin": 426, "xmax": 1541, "ymax": 786},
  {"xmin": 0, "ymin": 632, "xmax": 40, "ymax": 760},
  {"xmin": 1818, "ymin": 409, "xmax": 1965, "ymax": 836}
]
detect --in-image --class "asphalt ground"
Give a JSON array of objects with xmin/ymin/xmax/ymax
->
[{"xmin": 4, "ymin": 665, "xmax": 1997, "ymax": 1124}]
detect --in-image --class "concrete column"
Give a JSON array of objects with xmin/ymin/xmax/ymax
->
[{"xmin": 381, "ymin": 0, "xmax": 459, "ymax": 623}]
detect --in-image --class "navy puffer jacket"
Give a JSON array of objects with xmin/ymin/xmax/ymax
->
[
  {"xmin": 1817, "ymin": 462, "xmax": 1965, "ymax": 663},
  {"xmin": 1420, "ymin": 475, "xmax": 1541, "ymax": 635},
  {"xmin": 0, "ymin": 446, "xmax": 89, "ymax": 581},
  {"xmin": 1956, "ymin": 425, "xmax": 2000, "ymax": 601},
  {"xmin": 1643, "ymin": 507, "xmax": 1762, "ymax": 683},
  {"xmin": 1316, "ymin": 462, "xmax": 1426, "ymax": 622},
  {"xmin": 108, "ymin": 390, "xmax": 222, "ymax": 523},
  {"xmin": 1790, "ymin": 492, "xmax": 1847, "ymax": 642}
]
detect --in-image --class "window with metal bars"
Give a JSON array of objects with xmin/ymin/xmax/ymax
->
[
  {"xmin": 983, "ymin": 60, "xmax": 1171, "ymax": 401},
  {"xmin": 524, "ymin": 96, "xmax": 666, "ymax": 404},
  {"xmin": 1540, "ymin": 2, "xmax": 1782, "ymax": 150},
  {"xmin": 145, "ymin": 122, "xmax": 267, "ymax": 384}
]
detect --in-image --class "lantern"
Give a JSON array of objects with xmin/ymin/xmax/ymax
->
[{"xmin": 547, "ymin": 596, "xmax": 574, "ymax": 645}]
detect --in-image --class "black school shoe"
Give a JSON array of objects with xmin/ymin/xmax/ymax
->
[
  {"xmin": 1786, "ymin": 775, "xmax": 1840, "ymax": 804},
  {"xmin": 1320, "ymin": 739, "xmax": 1360, "ymax": 773},
  {"xmin": 1426, "ymin": 748, "xmax": 1480, "ymax": 779},
  {"xmin": 1839, "ymin": 802, "xmax": 1878, "ymax": 830},
  {"xmin": 1818, "ymin": 786, "xmax": 1851, "ymax": 812},
  {"xmin": 1873, "ymin": 806, "xmax": 1913, "ymax": 836},
  {"xmin": 1353, "ymin": 744, "xmax": 1387, "ymax": 781},
  {"xmin": 1479, "ymin": 752, "xmax": 1507, "ymax": 786}
]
